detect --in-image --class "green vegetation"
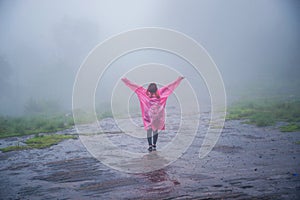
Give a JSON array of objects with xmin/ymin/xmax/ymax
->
[
  {"xmin": 280, "ymin": 123, "xmax": 300, "ymax": 132},
  {"xmin": 227, "ymin": 99, "xmax": 300, "ymax": 131},
  {"xmin": 0, "ymin": 98, "xmax": 114, "ymax": 152},
  {"xmin": 26, "ymin": 134, "xmax": 75, "ymax": 148},
  {"xmin": 0, "ymin": 145, "xmax": 29, "ymax": 152},
  {"xmin": 0, "ymin": 134, "xmax": 76, "ymax": 152},
  {"xmin": 0, "ymin": 114, "xmax": 74, "ymax": 138},
  {"xmin": 0, "ymin": 108, "xmax": 113, "ymax": 138}
]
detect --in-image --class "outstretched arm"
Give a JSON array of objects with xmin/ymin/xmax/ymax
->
[
  {"xmin": 159, "ymin": 76, "xmax": 184, "ymax": 97},
  {"xmin": 121, "ymin": 77, "xmax": 142, "ymax": 92}
]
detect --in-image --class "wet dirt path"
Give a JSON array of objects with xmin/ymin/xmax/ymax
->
[{"xmin": 0, "ymin": 115, "xmax": 299, "ymax": 199}]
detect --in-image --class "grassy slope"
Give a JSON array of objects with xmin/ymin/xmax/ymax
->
[
  {"xmin": 0, "ymin": 111, "xmax": 112, "ymax": 152},
  {"xmin": 227, "ymin": 99, "xmax": 300, "ymax": 132},
  {"xmin": 0, "ymin": 114, "xmax": 75, "ymax": 138}
]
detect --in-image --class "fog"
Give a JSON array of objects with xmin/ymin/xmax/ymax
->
[{"xmin": 0, "ymin": 0, "xmax": 299, "ymax": 116}]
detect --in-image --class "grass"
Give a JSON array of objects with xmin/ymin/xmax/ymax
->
[
  {"xmin": 0, "ymin": 134, "xmax": 76, "ymax": 152},
  {"xmin": 26, "ymin": 134, "xmax": 76, "ymax": 148},
  {"xmin": 227, "ymin": 99, "xmax": 300, "ymax": 131},
  {"xmin": 0, "ymin": 109, "xmax": 113, "ymax": 138},
  {"xmin": 0, "ymin": 145, "xmax": 29, "ymax": 152},
  {"xmin": 280, "ymin": 123, "xmax": 300, "ymax": 132},
  {"xmin": 0, "ymin": 114, "xmax": 75, "ymax": 138}
]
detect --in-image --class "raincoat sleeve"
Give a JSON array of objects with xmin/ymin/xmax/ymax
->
[
  {"xmin": 159, "ymin": 76, "xmax": 184, "ymax": 97},
  {"xmin": 121, "ymin": 78, "xmax": 146, "ymax": 95}
]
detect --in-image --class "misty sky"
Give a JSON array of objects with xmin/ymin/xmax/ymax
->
[{"xmin": 0, "ymin": 0, "xmax": 299, "ymax": 115}]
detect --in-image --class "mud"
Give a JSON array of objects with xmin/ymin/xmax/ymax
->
[{"xmin": 0, "ymin": 114, "xmax": 299, "ymax": 199}]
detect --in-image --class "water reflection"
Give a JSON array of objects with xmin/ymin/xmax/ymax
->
[
  {"xmin": 137, "ymin": 152, "xmax": 177, "ymax": 196},
  {"xmin": 143, "ymin": 168, "xmax": 169, "ymax": 183},
  {"xmin": 138, "ymin": 151, "xmax": 170, "ymax": 173}
]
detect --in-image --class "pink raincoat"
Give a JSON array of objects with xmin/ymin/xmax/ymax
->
[{"xmin": 122, "ymin": 77, "xmax": 183, "ymax": 131}]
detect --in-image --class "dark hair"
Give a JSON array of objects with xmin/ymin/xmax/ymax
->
[{"xmin": 147, "ymin": 83, "xmax": 160, "ymax": 98}]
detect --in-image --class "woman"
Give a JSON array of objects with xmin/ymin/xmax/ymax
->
[{"xmin": 122, "ymin": 76, "xmax": 184, "ymax": 152}]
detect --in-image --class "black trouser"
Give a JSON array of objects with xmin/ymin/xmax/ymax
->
[{"xmin": 147, "ymin": 128, "xmax": 158, "ymax": 146}]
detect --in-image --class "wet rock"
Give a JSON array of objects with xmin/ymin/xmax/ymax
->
[{"xmin": 0, "ymin": 116, "xmax": 299, "ymax": 199}]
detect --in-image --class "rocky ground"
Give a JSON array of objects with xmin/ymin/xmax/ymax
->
[{"xmin": 0, "ymin": 114, "xmax": 299, "ymax": 199}]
